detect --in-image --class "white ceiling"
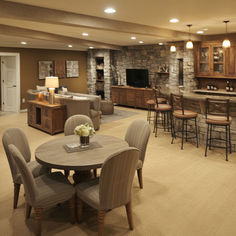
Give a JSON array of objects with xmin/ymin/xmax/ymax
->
[{"xmin": 0, "ymin": 0, "xmax": 236, "ymax": 50}]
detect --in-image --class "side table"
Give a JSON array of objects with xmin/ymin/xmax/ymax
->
[{"xmin": 28, "ymin": 100, "xmax": 66, "ymax": 135}]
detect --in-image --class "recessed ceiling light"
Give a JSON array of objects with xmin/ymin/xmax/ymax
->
[
  {"xmin": 104, "ymin": 8, "xmax": 116, "ymax": 14},
  {"xmin": 203, "ymin": 28, "xmax": 208, "ymax": 31},
  {"xmin": 21, "ymin": 41, "xmax": 27, "ymax": 45},
  {"xmin": 131, "ymin": 36, "xmax": 136, "ymax": 40},
  {"xmin": 169, "ymin": 18, "xmax": 179, "ymax": 23},
  {"xmin": 197, "ymin": 30, "xmax": 204, "ymax": 34},
  {"xmin": 89, "ymin": 46, "xmax": 94, "ymax": 49},
  {"xmin": 82, "ymin": 33, "xmax": 88, "ymax": 36},
  {"xmin": 158, "ymin": 42, "xmax": 164, "ymax": 45},
  {"xmin": 68, "ymin": 45, "xmax": 73, "ymax": 48},
  {"xmin": 139, "ymin": 41, "xmax": 144, "ymax": 44}
]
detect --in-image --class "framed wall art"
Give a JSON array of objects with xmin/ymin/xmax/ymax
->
[
  {"xmin": 54, "ymin": 60, "xmax": 66, "ymax": 78},
  {"xmin": 66, "ymin": 60, "xmax": 79, "ymax": 78},
  {"xmin": 38, "ymin": 61, "xmax": 54, "ymax": 80}
]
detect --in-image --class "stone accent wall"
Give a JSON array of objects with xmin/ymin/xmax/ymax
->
[{"xmin": 87, "ymin": 42, "xmax": 197, "ymax": 98}]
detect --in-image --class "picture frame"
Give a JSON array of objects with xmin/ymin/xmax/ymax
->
[
  {"xmin": 38, "ymin": 61, "xmax": 54, "ymax": 80},
  {"xmin": 54, "ymin": 60, "xmax": 66, "ymax": 78},
  {"xmin": 66, "ymin": 60, "xmax": 79, "ymax": 78}
]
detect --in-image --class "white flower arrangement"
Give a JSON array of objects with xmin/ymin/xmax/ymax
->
[{"xmin": 74, "ymin": 123, "xmax": 95, "ymax": 137}]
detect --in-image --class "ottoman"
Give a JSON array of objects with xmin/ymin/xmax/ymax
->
[{"xmin": 101, "ymin": 100, "xmax": 114, "ymax": 115}]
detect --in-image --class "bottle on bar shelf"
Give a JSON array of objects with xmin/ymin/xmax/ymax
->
[{"xmin": 226, "ymin": 81, "xmax": 230, "ymax": 91}]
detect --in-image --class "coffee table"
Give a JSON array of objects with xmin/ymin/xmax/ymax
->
[{"xmin": 35, "ymin": 134, "xmax": 128, "ymax": 182}]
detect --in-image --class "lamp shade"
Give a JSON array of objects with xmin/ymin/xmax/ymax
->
[
  {"xmin": 170, "ymin": 45, "xmax": 176, "ymax": 52},
  {"xmin": 45, "ymin": 76, "xmax": 59, "ymax": 88},
  {"xmin": 222, "ymin": 39, "xmax": 231, "ymax": 48},
  {"xmin": 186, "ymin": 40, "xmax": 193, "ymax": 49}
]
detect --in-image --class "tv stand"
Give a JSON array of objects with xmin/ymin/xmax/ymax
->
[{"xmin": 111, "ymin": 86, "xmax": 153, "ymax": 108}]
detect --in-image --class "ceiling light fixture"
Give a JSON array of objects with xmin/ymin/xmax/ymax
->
[
  {"xmin": 82, "ymin": 33, "xmax": 88, "ymax": 36},
  {"xmin": 197, "ymin": 30, "xmax": 204, "ymax": 34},
  {"xmin": 169, "ymin": 18, "xmax": 179, "ymax": 23},
  {"xmin": 170, "ymin": 45, "xmax": 176, "ymax": 52},
  {"xmin": 203, "ymin": 28, "xmax": 208, "ymax": 31},
  {"xmin": 104, "ymin": 8, "xmax": 116, "ymax": 14},
  {"xmin": 139, "ymin": 41, "xmax": 144, "ymax": 44},
  {"xmin": 68, "ymin": 45, "xmax": 73, "ymax": 48},
  {"xmin": 186, "ymin": 24, "xmax": 193, "ymax": 49},
  {"xmin": 222, "ymin": 20, "xmax": 231, "ymax": 48},
  {"xmin": 89, "ymin": 46, "xmax": 94, "ymax": 49},
  {"xmin": 159, "ymin": 43, "xmax": 164, "ymax": 45},
  {"xmin": 21, "ymin": 41, "xmax": 27, "ymax": 45},
  {"xmin": 131, "ymin": 36, "xmax": 136, "ymax": 40}
]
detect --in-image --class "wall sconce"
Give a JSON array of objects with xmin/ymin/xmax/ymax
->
[{"xmin": 45, "ymin": 76, "xmax": 59, "ymax": 104}]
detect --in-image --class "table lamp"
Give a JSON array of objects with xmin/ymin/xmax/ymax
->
[{"xmin": 45, "ymin": 76, "xmax": 59, "ymax": 104}]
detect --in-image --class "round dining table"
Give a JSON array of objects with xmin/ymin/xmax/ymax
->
[{"xmin": 35, "ymin": 134, "xmax": 128, "ymax": 171}]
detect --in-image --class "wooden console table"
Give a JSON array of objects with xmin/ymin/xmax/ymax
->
[
  {"xmin": 27, "ymin": 100, "xmax": 66, "ymax": 135},
  {"xmin": 111, "ymin": 86, "xmax": 153, "ymax": 109}
]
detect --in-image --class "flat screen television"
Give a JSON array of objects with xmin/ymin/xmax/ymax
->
[{"xmin": 126, "ymin": 69, "xmax": 149, "ymax": 88}]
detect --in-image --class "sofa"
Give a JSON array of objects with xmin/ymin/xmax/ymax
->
[{"xmin": 26, "ymin": 89, "xmax": 102, "ymax": 130}]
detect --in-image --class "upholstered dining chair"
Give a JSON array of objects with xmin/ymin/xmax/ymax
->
[
  {"xmin": 8, "ymin": 144, "xmax": 75, "ymax": 236},
  {"xmin": 2, "ymin": 128, "xmax": 49, "ymax": 209},
  {"xmin": 64, "ymin": 114, "xmax": 94, "ymax": 136},
  {"xmin": 76, "ymin": 147, "xmax": 139, "ymax": 236},
  {"xmin": 125, "ymin": 119, "xmax": 151, "ymax": 189}
]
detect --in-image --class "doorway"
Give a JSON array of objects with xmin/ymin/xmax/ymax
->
[{"xmin": 0, "ymin": 53, "xmax": 20, "ymax": 112}]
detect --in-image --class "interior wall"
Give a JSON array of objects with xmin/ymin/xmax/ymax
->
[{"xmin": 0, "ymin": 48, "xmax": 87, "ymax": 110}]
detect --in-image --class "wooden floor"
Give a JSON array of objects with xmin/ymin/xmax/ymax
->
[{"xmin": 1, "ymin": 106, "xmax": 236, "ymax": 236}]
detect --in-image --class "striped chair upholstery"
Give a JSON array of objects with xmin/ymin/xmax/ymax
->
[
  {"xmin": 76, "ymin": 147, "xmax": 139, "ymax": 236},
  {"xmin": 2, "ymin": 128, "xmax": 49, "ymax": 209},
  {"xmin": 8, "ymin": 144, "xmax": 75, "ymax": 236},
  {"xmin": 64, "ymin": 114, "xmax": 94, "ymax": 136},
  {"xmin": 125, "ymin": 119, "xmax": 151, "ymax": 189}
]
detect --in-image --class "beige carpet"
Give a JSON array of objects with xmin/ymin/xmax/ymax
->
[{"xmin": 1, "ymin": 106, "xmax": 236, "ymax": 236}]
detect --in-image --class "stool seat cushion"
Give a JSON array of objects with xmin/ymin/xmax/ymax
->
[
  {"xmin": 147, "ymin": 98, "xmax": 166, "ymax": 105},
  {"xmin": 206, "ymin": 115, "xmax": 232, "ymax": 125},
  {"xmin": 146, "ymin": 99, "xmax": 155, "ymax": 105},
  {"xmin": 173, "ymin": 110, "xmax": 198, "ymax": 119},
  {"xmin": 155, "ymin": 104, "xmax": 172, "ymax": 111}
]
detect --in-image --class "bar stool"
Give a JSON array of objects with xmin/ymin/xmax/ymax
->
[
  {"xmin": 153, "ymin": 88, "xmax": 172, "ymax": 137},
  {"xmin": 171, "ymin": 93, "xmax": 198, "ymax": 150},
  {"xmin": 205, "ymin": 98, "xmax": 232, "ymax": 161},
  {"xmin": 146, "ymin": 88, "xmax": 166, "ymax": 124}
]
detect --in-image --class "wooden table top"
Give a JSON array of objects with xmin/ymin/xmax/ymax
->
[{"xmin": 35, "ymin": 134, "xmax": 128, "ymax": 171}]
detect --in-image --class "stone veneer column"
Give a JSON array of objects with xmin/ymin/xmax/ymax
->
[{"xmin": 87, "ymin": 49, "xmax": 111, "ymax": 100}]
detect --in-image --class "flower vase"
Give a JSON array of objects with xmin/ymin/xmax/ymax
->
[{"xmin": 80, "ymin": 136, "xmax": 90, "ymax": 148}]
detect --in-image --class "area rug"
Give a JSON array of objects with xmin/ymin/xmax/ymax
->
[{"xmin": 101, "ymin": 108, "xmax": 139, "ymax": 124}]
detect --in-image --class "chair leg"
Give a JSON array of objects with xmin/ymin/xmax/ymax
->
[
  {"xmin": 93, "ymin": 169, "xmax": 97, "ymax": 178},
  {"xmin": 181, "ymin": 119, "xmax": 184, "ymax": 150},
  {"xmin": 13, "ymin": 183, "xmax": 21, "ymax": 209},
  {"xmin": 25, "ymin": 203, "xmax": 32, "ymax": 219},
  {"xmin": 171, "ymin": 116, "xmax": 176, "ymax": 144},
  {"xmin": 69, "ymin": 195, "xmax": 75, "ymax": 224},
  {"xmin": 98, "ymin": 210, "xmax": 106, "ymax": 236},
  {"xmin": 77, "ymin": 197, "xmax": 83, "ymax": 223},
  {"xmin": 209, "ymin": 124, "xmax": 213, "ymax": 150},
  {"xmin": 64, "ymin": 170, "xmax": 70, "ymax": 178},
  {"xmin": 185, "ymin": 119, "xmax": 188, "ymax": 141},
  {"xmin": 195, "ymin": 117, "xmax": 199, "ymax": 148},
  {"xmin": 226, "ymin": 125, "xmax": 229, "ymax": 161},
  {"xmin": 34, "ymin": 208, "xmax": 43, "ymax": 236},
  {"xmin": 155, "ymin": 111, "xmax": 158, "ymax": 138},
  {"xmin": 125, "ymin": 201, "xmax": 134, "ymax": 230},
  {"xmin": 205, "ymin": 124, "xmax": 210, "ymax": 157},
  {"xmin": 137, "ymin": 168, "xmax": 143, "ymax": 189},
  {"xmin": 229, "ymin": 125, "xmax": 232, "ymax": 154}
]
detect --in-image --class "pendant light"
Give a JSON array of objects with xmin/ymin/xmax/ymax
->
[
  {"xmin": 170, "ymin": 45, "xmax": 176, "ymax": 52},
  {"xmin": 186, "ymin": 24, "xmax": 193, "ymax": 49},
  {"xmin": 222, "ymin": 20, "xmax": 231, "ymax": 48}
]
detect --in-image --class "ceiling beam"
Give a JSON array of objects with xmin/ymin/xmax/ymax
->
[
  {"xmin": 0, "ymin": 24, "xmax": 122, "ymax": 50},
  {"xmin": 0, "ymin": 0, "xmax": 201, "ymax": 41},
  {"xmin": 202, "ymin": 33, "xmax": 236, "ymax": 42}
]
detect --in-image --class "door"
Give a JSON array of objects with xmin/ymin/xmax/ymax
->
[{"xmin": 1, "ymin": 56, "xmax": 17, "ymax": 112}]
